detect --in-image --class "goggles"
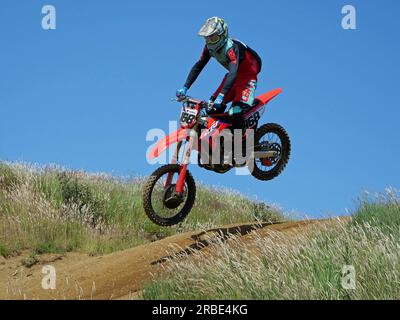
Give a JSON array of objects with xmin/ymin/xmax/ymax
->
[{"xmin": 205, "ymin": 34, "xmax": 221, "ymax": 45}]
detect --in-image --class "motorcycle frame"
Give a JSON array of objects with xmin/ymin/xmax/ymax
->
[{"xmin": 149, "ymin": 88, "xmax": 283, "ymax": 195}]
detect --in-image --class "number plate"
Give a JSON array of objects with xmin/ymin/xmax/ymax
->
[
  {"xmin": 244, "ymin": 106, "xmax": 265, "ymax": 129},
  {"xmin": 180, "ymin": 107, "xmax": 198, "ymax": 127}
]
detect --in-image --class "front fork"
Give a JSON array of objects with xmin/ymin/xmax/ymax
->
[
  {"xmin": 164, "ymin": 140, "xmax": 182, "ymax": 187},
  {"xmin": 164, "ymin": 135, "xmax": 195, "ymax": 194}
]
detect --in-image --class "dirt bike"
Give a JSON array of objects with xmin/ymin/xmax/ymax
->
[{"xmin": 142, "ymin": 88, "xmax": 291, "ymax": 226}]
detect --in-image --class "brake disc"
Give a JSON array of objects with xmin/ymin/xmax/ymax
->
[{"xmin": 163, "ymin": 184, "xmax": 184, "ymax": 209}]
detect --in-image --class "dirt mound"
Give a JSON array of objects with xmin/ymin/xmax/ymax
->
[{"xmin": 0, "ymin": 219, "xmax": 345, "ymax": 300}]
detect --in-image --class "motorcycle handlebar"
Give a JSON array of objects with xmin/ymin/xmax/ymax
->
[{"xmin": 174, "ymin": 95, "xmax": 211, "ymax": 109}]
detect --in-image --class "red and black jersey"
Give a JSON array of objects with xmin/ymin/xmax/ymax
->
[{"xmin": 184, "ymin": 39, "xmax": 262, "ymax": 96}]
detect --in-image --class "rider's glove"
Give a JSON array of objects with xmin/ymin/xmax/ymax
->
[
  {"xmin": 206, "ymin": 93, "xmax": 224, "ymax": 115},
  {"xmin": 176, "ymin": 86, "xmax": 188, "ymax": 98},
  {"xmin": 206, "ymin": 98, "xmax": 215, "ymax": 113},
  {"xmin": 213, "ymin": 93, "xmax": 224, "ymax": 107}
]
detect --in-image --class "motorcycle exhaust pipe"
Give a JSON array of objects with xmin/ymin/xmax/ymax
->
[{"xmin": 253, "ymin": 151, "xmax": 278, "ymax": 159}]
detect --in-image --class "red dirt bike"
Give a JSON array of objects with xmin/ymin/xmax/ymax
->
[{"xmin": 142, "ymin": 88, "xmax": 291, "ymax": 226}]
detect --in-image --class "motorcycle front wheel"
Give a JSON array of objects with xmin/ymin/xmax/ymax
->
[{"xmin": 142, "ymin": 164, "xmax": 196, "ymax": 226}]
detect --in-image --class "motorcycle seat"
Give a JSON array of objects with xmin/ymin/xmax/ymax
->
[{"xmin": 211, "ymin": 113, "xmax": 231, "ymax": 123}]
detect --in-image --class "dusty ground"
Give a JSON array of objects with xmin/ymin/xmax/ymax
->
[{"xmin": 0, "ymin": 218, "xmax": 347, "ymax": 300}]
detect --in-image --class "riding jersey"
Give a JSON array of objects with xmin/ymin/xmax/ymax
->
[{"xmin": 184, "ymin": 38, "xmax": 262, "ymax": 97}]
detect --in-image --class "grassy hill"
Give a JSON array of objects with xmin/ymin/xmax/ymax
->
[
  {"xmin": 1, "ymin": 162, "xmax": 398, "ymax": 300},
  {"xmin": 0, "ymin": 162, "xmax": 282, "ymax": 257},
  {"xmin": 143, "ymin": 190, "xmax": 400, "ymax": 300}
]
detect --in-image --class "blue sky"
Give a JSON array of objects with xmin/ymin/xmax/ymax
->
[{"xmin": 1, "ymin": 0, "xmax": 399, "ymax": 217}]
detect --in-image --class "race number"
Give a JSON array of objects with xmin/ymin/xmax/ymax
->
[
  {"xmin": 180, "ymin": 107, "xmax": 198, "ymax": 127},
  {"xmin": 244, "ymin": 111, "xmax": 260, "ymax": 128}
]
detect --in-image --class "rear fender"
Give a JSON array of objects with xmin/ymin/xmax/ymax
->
[{"xmin": 255, "ymin": 88, "xmax": 283, "ymax": 107}]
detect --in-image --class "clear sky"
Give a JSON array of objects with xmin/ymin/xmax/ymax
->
[{"xmin": 1, "ymin": 0, "xmax": 399, "ymax": 217}]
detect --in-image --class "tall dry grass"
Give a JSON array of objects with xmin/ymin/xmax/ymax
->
[
  {"xmin": 0, "ymin": 162, "xmax": 283, "ymax": 257},
  {"xmin": 143, "ymin": 191, "xmax": 400, "ymax": 300}
]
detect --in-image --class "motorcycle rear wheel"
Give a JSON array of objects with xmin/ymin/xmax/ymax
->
[{"xmin": 250, "ymin": 123, "xmax": 291, "ymax": 181}]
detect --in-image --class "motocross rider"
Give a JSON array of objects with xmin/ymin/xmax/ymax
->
[{"xmin": 176, "ymin": 17, "xmax": 262, "ymax": 132}]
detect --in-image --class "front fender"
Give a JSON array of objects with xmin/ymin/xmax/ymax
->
[{"xmin": 148, "ymin": 128, "xmax": 193, "ymax": 160}]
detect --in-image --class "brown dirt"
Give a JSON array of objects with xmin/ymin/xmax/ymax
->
[{"xmin": 0, "ymin": 218, "xmax": 348, "ymax": 300}]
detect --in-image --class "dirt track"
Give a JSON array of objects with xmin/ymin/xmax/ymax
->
[{"xmin": 0, "ymin": 219, "xmax": 344, "ymax": 300}]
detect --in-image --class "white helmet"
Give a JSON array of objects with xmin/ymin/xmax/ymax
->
[{"xmin": 198, "ymin": 17, "xmax": 228, "ymax": 52}]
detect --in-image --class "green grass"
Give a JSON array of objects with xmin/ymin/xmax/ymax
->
[
  {"xmin": 21, "ymin": 254, "xmax": 39, "ymax": 268},
  {"xmin": 0, "ymin": 244, "xmax": 11, "ymax": 258},
  {"xmin": 143, "ymin": 192, "xmax": 400, "ymax": 300},
  {"xmin": 351, "ymin": 189, "xmax": 400, "ymax": 237},
  {"xmin": 0, "ymin": 162, "xmax": 282, "ymax": 257}
]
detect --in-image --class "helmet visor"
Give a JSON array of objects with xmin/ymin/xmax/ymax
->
[{"xmin": 205, "ymin": 34, "xmax": 221, "ymax": 45}]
